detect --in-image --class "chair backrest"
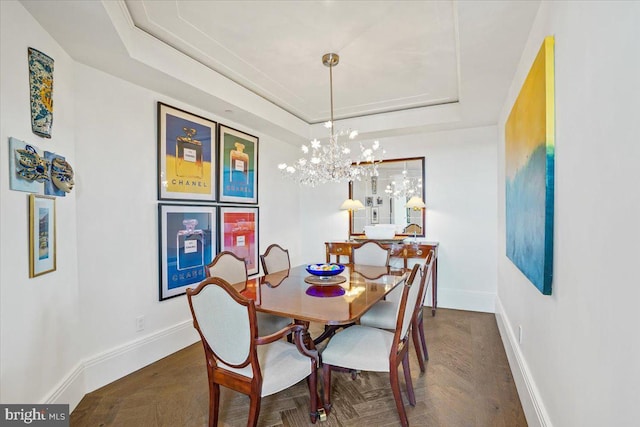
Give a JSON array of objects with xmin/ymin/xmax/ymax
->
[
  {"xmin": 187, "ymin": 277, "xmax": 257, "ymax": 368},
  {"xmin": 352, "ymin": 241, "xmax": 390, "ymax": 266},
  {"xmin": 260, "ymin": 244, "xmax": 290, "ymax": 274},
  {"xmin": 392, "ymin": 264, "xmax": 422, "ymax": 344},
  {"xmin": 206, "ymin": 251, "xmax": 248, "ymax": 286},
  {"xmin": 416, "ymin": 250, "xmax": 435, "ymax": 310},
  {"xmin": 403, "ymin": 223, "xmax": 422, "ymax": 234}
]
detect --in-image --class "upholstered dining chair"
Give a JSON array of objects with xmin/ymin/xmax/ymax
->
[
  {"xmin": 321, "ymin": 264, "xmax": 422, "ymax": 427},
  {"xmin": 351, "ymin": 240, "xmax": 390, "ymax": 266},
  {"xmin": 260, "ymin": 244, "xmax": 290, "ymax": 274},
  {"xmin": 187, "ymin": 277, "xmax": 321, "ymax": 427},
  {"xmin": 206, "ymin": 251, "xmax": 292, "ymax": 336},
  {"xmin": 359, "ymin": 250, "xmax": 435, "ymax": 372}
]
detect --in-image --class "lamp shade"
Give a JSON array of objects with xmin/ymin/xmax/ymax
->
[
  {"xmin": 405, "ymin": 196, "xmax": 426, "ymax": 210},
  {"xmin": 340, "ymin": 199, "xmax": 365, "ymax": 211}
]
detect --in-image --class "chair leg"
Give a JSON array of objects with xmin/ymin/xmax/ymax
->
[
  {"xmin": 247, "ymin": 394, "xmax": 261, "ymax": 427},
  {"xmin": 411, "ymin": 318, "xmax": 426, "ymax": 373},
  {"xmin": 307, "ymin": 367, "xmax": 319, "ymax": 423},
  {"xmin": 208, "ymin": 382, "xmax": 219, "ymax": 427},
  {"xmin": 402, "ymin": 351, "xmax": 416, "ymax": 406},
  {"xmin": 322, "ymin": 363, "xmax": 333, "ymax": 415},
  {"xmin": 390, "ymin": 361, "xmax": 410, "ymax": 427},
  {"xmin": 418, "ymin": 315, "xmax": 429, "ymax": 361}
]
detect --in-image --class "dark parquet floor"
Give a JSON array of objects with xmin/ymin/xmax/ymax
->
[{"xmin": 70, "ymin": 309, "xmax": 526, "ymax": 427}]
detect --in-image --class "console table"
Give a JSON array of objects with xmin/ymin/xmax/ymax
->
[{"xmin": 325, "ymin": 239, "xmax": 439, "ymax": 315}]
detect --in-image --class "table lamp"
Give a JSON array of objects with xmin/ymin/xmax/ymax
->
[
  {"xmin": 405, "ymin": 196, "xmax": 426, "ymax": 242},
  {"xmin": 340, "ymin": 199, "xmax": 365, "ymax": 241}
]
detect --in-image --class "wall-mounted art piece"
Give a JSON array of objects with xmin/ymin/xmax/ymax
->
[
  {"xmin": 9, "ymin": 137, "xmax": 48, "ymax": 193},
  {"xmin": 44, "ymin": 152, "xmax": 74, "ymax": 196},
  {"xmin": 159, "ymin": 204, "xmax": 217, "ymax": 300},
  {"xmin": 220, "ymin": 206, "xmax": 259, "ymax": 275},
  {"xmin": 29, "ymin": 194, "xmax": 56, "ymax": 277},
  {"xmin": 158, "ymin": 102, "xmax": 217, "ymax": 202},
  {"xmin": 505, "ymin": 36, "xmax": 555, "ymax": 295},
  {"xmin": 371, "ymin": 207, "xmax": 379, "ymax": 224},
  {"xmin": 219, "ymin": 125, "xmax": 258, "ymax": 204},
  {"xmin": 28, "ymin": 47, "xmax": 54, "ymax": 138}
]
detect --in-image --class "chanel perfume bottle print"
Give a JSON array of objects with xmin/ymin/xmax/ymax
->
[
  {"xmin": 229, "ymin": 142, "xmax": 249, "ymax": 184},
  {"xmin": 176, "ymin": 127, "xmax": 203, "ymax": 178},
  {"xmin": 176, "ymin": 219, "xmax": 204, "ymax": 270}
]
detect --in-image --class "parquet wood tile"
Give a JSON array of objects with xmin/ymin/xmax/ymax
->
[{"xmin": 70, "ymin": 309, "xmax": 526, "ymax": 426}]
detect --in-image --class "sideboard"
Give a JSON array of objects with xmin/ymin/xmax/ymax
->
[{"xmin": 324, "ymin": 239, "xmax": 439, "ymax": 316}]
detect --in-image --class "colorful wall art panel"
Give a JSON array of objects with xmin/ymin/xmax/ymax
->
[
  {"xmin": 9, "ymin": 137, "xmax": 48, "ymax": 193},
  {"xmin": 44, "ymin": 152, "xmax": 74, "ymax": 196},
  {"xmin": 219, "ymin": 125, "xmax": 258, "ymax": 204},
  {"xmin": 159, "ymin": 204, "xmax": 217, "ymax": 300},
  {"xmin": 158, "ymin": 102, "xmax": 217, "ymax": 202},
  {"xmin": 28, "ymin": 47, "xmax": 54, "ymax": 138},
  {"xmin": 505, "ymin": 36, "xmax": 555, "ymax": 295},
  {"xmin": 220, "ymin": 206, "xmax": 259, "ymax": 275}
]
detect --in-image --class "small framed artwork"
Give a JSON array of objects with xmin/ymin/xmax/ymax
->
[
  {"xmin": 371, "ymin": 207, "xmax": 379, "ymax": 224},
  {"xmin": 157, "ymin": 102, "xmax": 217, "ymax": 202},
  {"xmin": 376, "ymin": 196, "xmax": 384, "ymax": 205},
  {"xmin": 219, "ymin": 125, "xmax": 258, "ymax": 204},
  {"xmin": 158, "ymin": 204, "xmax": 217, "ymax": 300},
  {"xmin": 220, "ymin": 206, "xmax": 260, "ymax": 275},
  {"xmin": 371, "ymin": 176, "xmax": 378, "ymax": 194},
  {"xmin": 29, "ymin": 194, "xmax": 56, "ymax": 277},
  {"xmin": 366, "ymin": 196, "xmax": 373, "ymax": 207}
]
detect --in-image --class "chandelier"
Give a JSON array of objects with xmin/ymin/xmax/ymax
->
[
  {"xmin": 384, "ymin": 167, "xmax": 423, "ymax": 199},
  {"xmin": 278, "ymin": 53, "xmax": 383, "ymax": 187}
]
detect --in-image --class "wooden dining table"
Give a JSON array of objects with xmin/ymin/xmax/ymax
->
[{"xmin": 237, "ymin": 263, "xmax": 408, "ymax": 345}]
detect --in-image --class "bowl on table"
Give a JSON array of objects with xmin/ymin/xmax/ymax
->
[{"xmin": 305, "ymin": 263, "xmax": 345, "ymax": 277}]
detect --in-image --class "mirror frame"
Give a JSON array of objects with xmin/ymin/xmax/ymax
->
[{"xmin": 348, "ymin": 156, "xmax": 426, "ymax": 238}]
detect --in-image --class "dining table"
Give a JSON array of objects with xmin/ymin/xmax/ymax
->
[{"xmin": 236, "ymin": 263, "xmax": 409, "ymax": 345}]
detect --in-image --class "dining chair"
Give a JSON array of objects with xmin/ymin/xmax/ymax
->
[
  {"xmin": 260, "ymin": 243, "xmax": 290, "ymax": 274},
  {"xmin": 351, "ymin": 240, "xmax": 390, "ymax": 266},
  {"xmin": 206, "ymin": 251, "xmax": 292, "ymax": 336},
  {"xmin": 187, "ymin": 277, "xmax": 321, "ymax": 427},
  {"xmin": 359, "ymin": 250, "xmax": 435, "ymax": 372},
  {"xmin": 321, "ymin": 264, "xmax": 422, "ymax": 427}
]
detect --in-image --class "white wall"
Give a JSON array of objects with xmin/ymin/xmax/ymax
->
[
  {"xmin": 302, "ymin": 126, "xmax": 499, "ymax": 313},
  {"xmin": 0, "ymin": 0, "xmax": 82, "ymax": 405},
  {"xmin": 73, "ymin": 63, "xmax": 302, "ymax": 391},
  {"xmin": 496, "ymin": 2, "xmax": 640, "ymax": 426}
]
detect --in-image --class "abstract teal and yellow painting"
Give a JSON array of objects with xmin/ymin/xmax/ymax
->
[{"xmin": 505, "ymin": 36, "xmax": 555, "ymax": 295}]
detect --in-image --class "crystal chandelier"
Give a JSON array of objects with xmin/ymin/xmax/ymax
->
[
  {"xmin": 384, "ymin": 167, "xmax": 423, "ymax": 199},
  {"xmin": 278, "ymin": 53, "xmax": 383, "ymax": 187}
]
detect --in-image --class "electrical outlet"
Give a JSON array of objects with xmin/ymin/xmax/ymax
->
[
  {"xmin": 518, "ymin": 325, "xmax": 523, "ymax": 344},
  {"xmin": 136, "ymin": 315, "xmax": 145, "ymax": 332}
]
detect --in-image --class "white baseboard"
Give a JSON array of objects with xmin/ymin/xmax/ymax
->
[
  {"xmin": 43, "ymin": 320, "xmax": 199, "ymax": 412},
  {"xmin": 432, "ymin": 288, "xmax": 496, "ymax": 313},
  {"xmin": 495, "ymin": 297, "xmax": 551, "ymax": 427}
]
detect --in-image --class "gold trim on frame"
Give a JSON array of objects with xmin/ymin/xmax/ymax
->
[{"xmin": 29, "ymin": 194, "xmax": 56, "ymax": 278}]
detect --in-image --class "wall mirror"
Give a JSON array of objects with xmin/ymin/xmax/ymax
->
[{"xmin": 349, "ymin": 157, "xmax": 425, "ymax": 237}]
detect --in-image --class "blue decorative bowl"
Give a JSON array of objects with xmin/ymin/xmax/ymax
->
[{"xmin": 306, "ymin": 263, "xmax": 345, "ymax": 277}]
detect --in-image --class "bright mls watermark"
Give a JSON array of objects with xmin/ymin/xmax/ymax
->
[{"xmin": 0, "ymin": 405, "xmax": 69, "ymax": 426}]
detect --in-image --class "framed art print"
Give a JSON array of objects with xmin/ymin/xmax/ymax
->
[
  {"xmin": 159, "ymin": 204, "xmax": 217, "ymax": 300},
  {"xmin": 220, "ymin": 206, "xmax": 259, "ymax": 275},
  {"xmin": 505, "ymin": 36, "xmax": 555, "ymax": 295},
  {"xmin": 219, "ymin": 125, "xmax": 258, "ymax": 204},
  {"xmin": 371, "ymin": 207, "xmax": 379, "ymax": 224},
  {"xmin": 29, "ymin": 194, "xmax": 56, "ymax": 277},
  {"xmin": 158, "ymin": 102, "xmax": 217, "ymax": 201}
]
